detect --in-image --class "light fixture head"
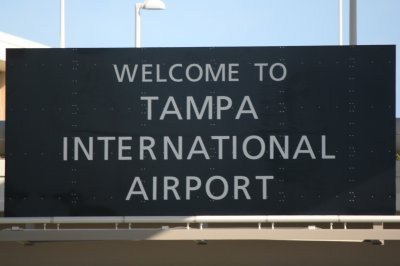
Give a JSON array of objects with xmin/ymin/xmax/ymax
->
[{"xmin": 143, "ymin": 0, "xmax": 166, "ymax": 10}]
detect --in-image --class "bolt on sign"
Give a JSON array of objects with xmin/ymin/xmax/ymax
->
[{"xmin": 5, "ymin": 46, "xmax": 395, "ymax": 216}]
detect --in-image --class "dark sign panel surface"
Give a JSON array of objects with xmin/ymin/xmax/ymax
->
[{"xmin": 5, "ymin": 46, "xmax": 395, "ymax": 216}]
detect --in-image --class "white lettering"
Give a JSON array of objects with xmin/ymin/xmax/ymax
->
[
  {"xmin": 169, "ymin": 64, "xmax": 183, "ymax": 82},
  {"xmin": 74, "ymin": 137, "xmax": 93, "ymax": 160},
  {"xmin": 322, "ymin": 135, "xmax": 336, "ymax": 159},
  {"xmin": 205, "ymin": 176, "xmax": 229, "ymax": 200},
  {"xmin": 142, "ymin": 64, "xmax": 152, "ymax": 82},
  {"xmin": 186, "ymin": 176, "xmax": 202, "ymax": 200},
  {"xmin": 269, "ymin": 136, "xmax": 289, "ymax": 159},
  {"xmin": 118, "ymin": 137, "xmax": 132, "ymax": 160},
  {"xmin": 235, "ymin": 96, "xmax": 258, "ymax": 119},
  {"xmin": 163, "ymin": 136, "xmax": 183, "ymax": 160},
  {"xmin": 293, "ymin": 136, "xmax": 316, "ymax": 159},
  {"xmin": 160, "ymin": 97, "xmax": 183, "ymax": 120},
  {"xmin": 140, "ymin": 136, "xmax": 156, "ymax": 160},
  {"xmin": 63, "ymin": 137, "xmax": 68, "ymax": 161},
  {"xmin": 188, "ymin": 136, "xmax": 210, "ymax": 160},
  {"xmin": 187, "ymin": 96, "xmax": 212, "ymax": 120},
  {"xmin": 156, "ymin": 64, "xmax": 167, "ymax": 82},
  {"xmin": 256, "ymin": 176, "xmax": 274, "ymax": 199},
  {"xmin": 152, "ymin": 176, "xmax": 158, "ymax": 200},
  {"xmin": 269, "ymin": 63, "xmax": 287, "ymax": 81},
  {"xmin": 211, "ymin": 136, "xmax": 230, "ymax": 159},
  {"xmin": 97, "ymin": 136, "xmax": 116, "ymax": 160},
  {"xmin": 243, "ymin": 135, "xmax": 265, "ymax": 160},
  {"xmin": 232, "ymin": 136, "xmax": 238, "ymax": 159},
  {"xmin": 113, "ymin": 64, "xmax": 138, "ymax": 82},
  {"xmin": 216, "ymin": 96, "xmax": 232, "ymax": 119},
  {"xmin": 205, "ymin": 64, "xmax": 225, "ymax": 82},
  {"xmin": 140, "ymin": 96, "xmax": 159, "ymax": 120},
  {"xmin": 164, "ymin": 176, "xmax": 180, "ymax": 200},
  {"xmin": 126, "ymin": 177, "xmax": 149, "ymax": 200},
  {"xmin": 228, "ymin": 63, "xmax": 239, "ymax": 81},
  {"xmin": 234, "ymin": 176, "xmax": 251, "ymax": 200},
  {"xmin": 253, "ymin": 63, "xmax": 269, "ymax": 81},
  {"xmin": 186, "ymin": 64, "xmax": 203, "ymax": 82}
]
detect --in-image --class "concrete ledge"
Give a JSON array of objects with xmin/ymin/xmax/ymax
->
[
  {"xmin": 0, "ymin": 177, "xmax": 3, "ymax": 212},
  {"xmin": 0, "ymin": 227, "xmax": 399, "ymax": 242},
  {"xmin": 1, "ymin": 215, "xmax": 400, "ymax": 225}
]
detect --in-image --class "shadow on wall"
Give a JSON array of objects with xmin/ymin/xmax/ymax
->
[
  {"xmin": 397, "ymin": 119, "xmax": 400, "ymax": 153},
  {"xmin": 0, "ymin": 120, "xmax": 3, "ymax": 157}
]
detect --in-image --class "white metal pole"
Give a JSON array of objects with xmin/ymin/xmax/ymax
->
[
  {"xmin": 135, "ymin": 3, "xmax": 142, "ymax": 48},
  {"xmin": 339, "ymin": 0, "xmax": 343, "ymax": 45},
  {"xmin": 60, "ymin": 0, "xmax": 65, "ymax": 48},
  {"xmin": 349, "ymin": 0, "xmax": 357, "ymax": 45}
]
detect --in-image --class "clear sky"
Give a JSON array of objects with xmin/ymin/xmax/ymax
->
[{"xmin": 0, "ymin": 0, "xmax": 399, "ymax": 115}]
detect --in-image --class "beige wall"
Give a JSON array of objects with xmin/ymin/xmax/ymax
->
[
  {"xmin": 0, "ymin": 71, "xmax": 4, "ymax": 120},
  {"xmin": 0, "ymin": 240, "xmax": 399, "ymax": 266}
]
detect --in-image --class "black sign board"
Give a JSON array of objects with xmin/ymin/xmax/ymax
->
[{"xmin": 5, "ymin": 46, "xmax": 396, "ymax": 216}]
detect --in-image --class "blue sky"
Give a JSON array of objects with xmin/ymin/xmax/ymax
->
[{"xmin": 1, "ymin": 0, "xmax": 399, "ymax": 114}]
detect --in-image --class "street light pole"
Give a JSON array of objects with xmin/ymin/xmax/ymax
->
[
  {"xmin": 60, "ymin": 0, "xmax": 65, "ymax": 48},
  {"xmin": 135, "ymin": 3, "xmax": 143, "ymax": 48},
  {"xmin": 135, "ymin": 0, "xmax": 166, "ymax": 48},
  {"xmin": 339, "ymin": 0, "xmax": 343, "ymax": 45},
  {"xmin": 349, "ymin": 0, "xmax": 357, "ymax": 45}
]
